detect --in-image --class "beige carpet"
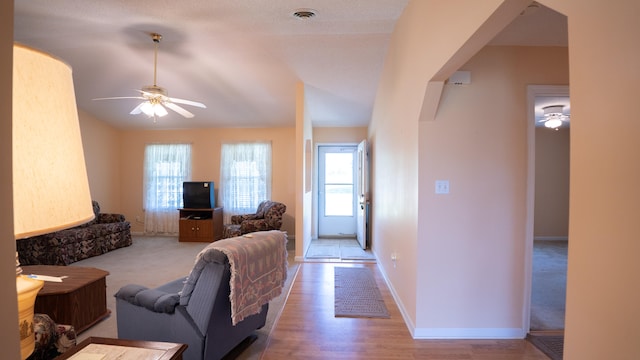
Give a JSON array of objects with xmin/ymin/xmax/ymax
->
[
  {"xmin": 334, "ymin": 266, "xmax": 389, "ymax": 318},
  {"xmin": 71, "ymin": 235, "xmax": 298, "ymax": 360},
  {"xmin": 531, "ymin": 240, "xmax": 567, "ymax": 330}
]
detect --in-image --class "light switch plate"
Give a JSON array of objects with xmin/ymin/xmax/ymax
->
[{"xmin": 435, "ymin": 180, "xmax": 450, "ymax": 194}]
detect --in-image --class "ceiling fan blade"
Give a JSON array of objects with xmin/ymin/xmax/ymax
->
[
  {"xmin": 165, "ymin": 102, "xmax": 195, "ymax": 118},
  {"xmin": 93, "ymin": 96, "xmax": 145, "ymax": 101},
  {"xmin": 130, "ymin": 102, "xmax": 145, "ymax": 115},
  {"xmin": 169, "ymin": 97, "xmax": 206, "ymax": 108}
]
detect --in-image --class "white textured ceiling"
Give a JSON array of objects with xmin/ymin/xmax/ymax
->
[{"xmin": 14, "ymin": 1, "xmax": 567, "ymax": 130}]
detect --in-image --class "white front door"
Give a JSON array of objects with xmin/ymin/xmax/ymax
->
[
  {"xmin": 318, "ymin": 145, "xmax": 357, "ymax": 237},
  {"xmin": 356, "ymin": 140, "xmax": 368, "ymax": 249}
]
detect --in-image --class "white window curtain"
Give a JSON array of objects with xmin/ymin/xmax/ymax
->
[
  {"xmin": 143, "ymin": 143, "xmax": 191, "ymax": 234},
  {"xmin": 219, "ymin": 142, "xmax": 271, "ymax": 224}
]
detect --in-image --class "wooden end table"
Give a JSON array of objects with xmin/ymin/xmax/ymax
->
[
  {"xmin": 57, "ymin": 337, "xmax": 187, "ymax": 360},
  {"xmin": 22, "ymin": 265, "xmax": 110, "ymax": 334}
]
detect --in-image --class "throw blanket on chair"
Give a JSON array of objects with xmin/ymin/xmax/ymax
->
[{"xmin": 181, "ymin": 230, "xmax": 288, "ymax": 325}]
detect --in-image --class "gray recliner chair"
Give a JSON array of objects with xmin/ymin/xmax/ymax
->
[{"xmin": 115, "ymin": 240, "xmax": 277, "ymax": 360}]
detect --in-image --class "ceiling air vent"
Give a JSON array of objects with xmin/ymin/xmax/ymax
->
[{"xmin": 293, "ymin": 9, "xmax": 317, "ymax": 19}]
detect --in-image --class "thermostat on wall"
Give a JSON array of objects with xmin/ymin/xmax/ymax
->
[{"xmin": 448, "ymin": 71, "xmax": 471, "ymax": 85}]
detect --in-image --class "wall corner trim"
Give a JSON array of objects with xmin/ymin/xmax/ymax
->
[{"xmin": 419, "ymin": 81, "xmax": 445, "ymax": 122}]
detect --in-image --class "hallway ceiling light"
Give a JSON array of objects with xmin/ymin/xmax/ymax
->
[{"xmin": 541, "ymin": 105, "xmax": 569, "ymax": 129}]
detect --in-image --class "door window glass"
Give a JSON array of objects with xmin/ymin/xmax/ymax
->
[{"xmin": 324, "ymin": 153, "xmax": 353, "ymax": 216}]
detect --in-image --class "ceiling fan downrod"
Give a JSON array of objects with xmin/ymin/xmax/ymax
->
[{"xmin": 151, "ymin": 33, "xmax": 162, "ymax": 87}]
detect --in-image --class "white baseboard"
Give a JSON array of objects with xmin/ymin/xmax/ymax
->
[
  {"xmin": 413, "ymin": 327, "xmax": 525, "ymax": 339},
  {"xmin": 534, "ymin": 236, "xmax": 568, "ymax": 241},
  {"xmin": 377, "ymin": 257, "xmax": 526, "ymax": 340},
  {"xmin": 376, "ymin": 258, "xmax": 417, "ymax": 337}
]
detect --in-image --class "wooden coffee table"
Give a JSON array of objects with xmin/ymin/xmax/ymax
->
[
  {"xmin": 57, "ymin": 337, "xmax": 187, "ymax": 360},
  {"xmin": 22, "ymin": 265, "xmax": 110, "ymax": 334}
]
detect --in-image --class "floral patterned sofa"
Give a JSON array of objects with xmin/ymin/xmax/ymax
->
[
  {"xmin": 16, "ymin": 201, "xmax": 132, "ymax": 266},
  {"xmin": 222, "ymin": 200, "xmax": 286, "ymax": 238}
]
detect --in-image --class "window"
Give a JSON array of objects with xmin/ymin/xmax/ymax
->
[
  {"xmin": 219, "ymin": 142, "xmax": 271, "ymax": 224},
  {"xmin": 143, "ymin": 143, "xmax": 191, "ymax": 234},
  {"xmin": 323, "ymin": 152, "xmax": 354, "ymax": 216}
]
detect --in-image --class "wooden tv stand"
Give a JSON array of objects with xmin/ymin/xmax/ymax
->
[{"xmin": 178, "ymin": 207, "xmax": 223, "ymax": 242}]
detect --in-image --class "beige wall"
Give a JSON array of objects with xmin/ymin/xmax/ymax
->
[
  {"xmin": 295, "ymin": 83, "xmax": 313, "ymax": 258},
  {"xmin": 2, "ymin": 1, "xmax": 22, "ymax": 357},
  {"xmin": 374, "ymin": 0, "xmax": 640, "ymax": 357},
  {"xmin": 371, "ymin": 0, "xmax": 566, "ymax": 338},
  {"xmin": 543, "ymin": 1, "xmax": 640, "ymax": 358},
  {"xmin": 419, "ymin": 44, "xmax": 568, "ymax": 331},
  {"xmin": 534, "ymin": 127, "xmax": 569, "ymax": 238},
  {"xmin": 6, "ymin": 1, "xmax": 640, "ymax": 357},
  {"xmin": 313, "ymin": 127, "xmax": 367, "ymax": 144},
  {"xmin": 78, "ymin": 109, "xmax": 366, "ymax": 252},
  {"xmin": 371, "ymin": 0, "xmax": 526, "ymax": 332},
  {"xmin": 116, "ymin": 127, "xmax": 296, "ymax": 235},
  {"xmin": 418, "ymin": 45, "xmax": 568, "ymax": 332},
  {"xmin": 78, "ymin": 95, "xmax": 300, "ymax": 244},
  {"xmin": 78, "ymin": 110, "xmax": 123, "ymax": 212}
]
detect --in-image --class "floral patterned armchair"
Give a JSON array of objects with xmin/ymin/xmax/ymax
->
[
  {"xmin": 223, "ymin": 200, "xmax": 286, "ymax": 238},
  {"xmin": 26, "ymin": 314, "xmax": 76, "ymax": 360}
]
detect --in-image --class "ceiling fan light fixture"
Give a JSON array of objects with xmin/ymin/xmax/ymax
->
[
  {"xmin": 542, "ymin": 105, "xmax": 569, "ymax": 129},
  {"xmin": 140, "ymin": 101, "xmax": 168, "ymax": 117},
  {"xmin": 154, "ymin": 104, "xmax": 168, "ymax": 117},
  {"xmin": 544, "ymin": 118, "xmax": 563, "ymax": 129},
  {"xmin": 140, "ymin": 102, "xmax": 154, "ymax": 117}
]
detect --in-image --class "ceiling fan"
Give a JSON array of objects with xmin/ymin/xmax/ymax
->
[
  {"xmin": 538, "ymin": 105, "xmax": 570, "ymax": 130},
  {"xmin": 94, "ymin": 33, "xmax": 206, "ymax": 119}
]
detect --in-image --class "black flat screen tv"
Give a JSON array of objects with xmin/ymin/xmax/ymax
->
[{"xmin": 183, "ymin": 181, "xmax": 215, "ymax": 209}]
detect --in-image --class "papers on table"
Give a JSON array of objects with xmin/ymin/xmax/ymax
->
[
  {"xmin": 26, "ymin": 274, "xmax": 68, "ymax": 282},
  {"xmin": 68, "ymin": 354, "xmax": 105, "ymax": 360}
]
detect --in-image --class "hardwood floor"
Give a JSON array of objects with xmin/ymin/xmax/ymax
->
[{"xmin": 261, "ymin": 262, "xmax": 549, "ymax": 360}]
